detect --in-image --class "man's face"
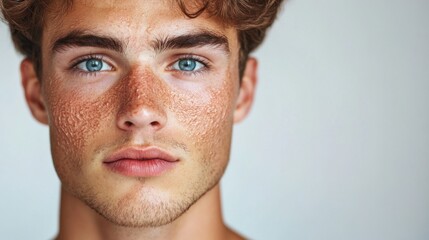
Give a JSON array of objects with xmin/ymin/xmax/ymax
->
[{"xmin": 25, "ymin": 0, "xmax": 254, "ymax": 227}]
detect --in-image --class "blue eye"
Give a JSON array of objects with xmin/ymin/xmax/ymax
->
[
  {"xmin": 172, "ymin": 58, "xmax": 205, "ymax": 72},
  {"xmin": 76, "ymin": 58, "xmax": 112, "ymax": 72}
]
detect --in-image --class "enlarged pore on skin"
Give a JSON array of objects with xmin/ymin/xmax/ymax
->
[{"xmin": 46, "ymin": 72, "xmax": 115, "ymax": 173}]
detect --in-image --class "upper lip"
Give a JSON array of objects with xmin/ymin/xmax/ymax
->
[{"xmin": 103, "ymin": 146, "xmax": 178, "ymax": 163}]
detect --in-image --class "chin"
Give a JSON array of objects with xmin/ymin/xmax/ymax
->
[{"xmin": 72, "ymin": 183, "xmax": 200, "ymax": 228}]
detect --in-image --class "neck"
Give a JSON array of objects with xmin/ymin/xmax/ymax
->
[{"xmin": 56, "ymin": 184, "xmax": 230, "ymax": 240}]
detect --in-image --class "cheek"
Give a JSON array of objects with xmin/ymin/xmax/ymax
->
[
  {"xmin": 44, "ymin": 77, "xmax": 115, "ymax": 171},
  {"xmin": 170, "ymin": 79, "xmax": 236, "ymax": 153}
]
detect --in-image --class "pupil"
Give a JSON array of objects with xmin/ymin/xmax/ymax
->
[
  {"xmin": 86, "ymin": 59, "xmax": 102, "ymax": 72},
  {"xmin": 179, "ymin": 59, "xmax": 196, "ymax": 71}
]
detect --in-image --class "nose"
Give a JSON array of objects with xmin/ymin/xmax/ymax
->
[
  {"xmin": 117, "ymin": 107, "xmax": 166, "ymax": 131},
  {"xmin": 116, "ymin": 70, "xmax": 167, "ymax": 133}
]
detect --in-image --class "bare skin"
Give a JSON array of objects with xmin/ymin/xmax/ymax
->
[
  {"xmin": 56, "ymin": 185, "xmax": 244, "ymax": 240},
  {"xmin": 21, "ymin": 0, "xmax": 257, "ymax": 239}
]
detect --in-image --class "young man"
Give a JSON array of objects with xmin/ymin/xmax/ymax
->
[{"xmin": 1, "ymin": 0, "xmax": 283, "ymax": 239}]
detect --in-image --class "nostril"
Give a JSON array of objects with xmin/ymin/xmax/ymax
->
[
  {"xmin": 150, "ymin": 121, "xmax": 160, "ymax": 128},
  {"xmin": 123, "ymin": 120, "xmax": 160, "ymax": 129},
  {"xmin": 125, "ymin": 121, "xmax": 133, "ymax": 127},
  {"xmin": 118, "ymin": 111, "xmax": 166, "ymax": 131}
]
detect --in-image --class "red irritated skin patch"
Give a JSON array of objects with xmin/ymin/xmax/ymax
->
[{"xmin": 39, "ymin": 0, "xmax": 242, "ymax": 228}]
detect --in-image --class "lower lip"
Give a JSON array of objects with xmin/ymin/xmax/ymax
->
[{"xmin": 104, "ymin": 159, "xmax": 177, "ymax": 177}]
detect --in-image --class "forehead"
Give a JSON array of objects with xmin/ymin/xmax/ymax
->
[
  {"xmin": 52, "ymin": 0, "xmax": 181, "ymax": 22},
  {"xmin": 44, "ymin": 0, "xmax": 236, "ymax": 50}
]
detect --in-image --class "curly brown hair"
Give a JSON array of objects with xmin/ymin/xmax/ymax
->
[{"xmin": 1, "ymin": 0, "xmax": 284, "ymax": 79}]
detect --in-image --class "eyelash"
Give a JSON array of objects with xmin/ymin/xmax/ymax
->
[
  {"xmin": 69, "ymin": 54, "xmax": 212, "ymax": 78},
  {"xmin": 170, "ymin": 55, "xmax": 211, "ymax": 76},
  {"xmin": 70, "ymin": 54, "xmax": 110, "ymax": 77}
]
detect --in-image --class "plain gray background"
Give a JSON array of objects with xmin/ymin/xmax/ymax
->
[{"xmin": 1, "ymin": 0, "xmax": 429, "ymax": 239}]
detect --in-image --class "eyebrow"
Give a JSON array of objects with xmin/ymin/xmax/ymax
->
[
  {"xmin": 152, "ymin": 31, "xmax": 230, "ymax": 54},
  {"xmin": 51, "ymin": 30, "xmax": 230, "ymax": 54},
  {"xmin": 52, "ymin": 30, "xmax": 124, "ymax": 53}
]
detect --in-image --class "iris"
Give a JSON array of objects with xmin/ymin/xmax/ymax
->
[
  {"xmin": 178, "ymin": 59, "xmax": 197, "ymax": 71},
  {"xmin": 86, "ymin": 59, "xmax": 103, "ymax": 72}
]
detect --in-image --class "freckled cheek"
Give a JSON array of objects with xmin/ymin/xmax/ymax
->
[
  {"xmin": 47, "ymin": 91, "xmax": 113, "ymax": 168},
  {"xmin": 171, "ymin": 87, "xmax": 235, "ymax": 151}
]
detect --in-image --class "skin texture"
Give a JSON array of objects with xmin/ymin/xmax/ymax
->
[{"xmin": 21, "ymin": 0, "xmax": 257, "ymax": 239}]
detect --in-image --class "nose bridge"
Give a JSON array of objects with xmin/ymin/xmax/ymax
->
[
  {"xmin": 116, "ymin": 67, "xmax": 168, "ymax": 131},
  {"xmin": 120, "ymin": 67, "xmax": 166, "ymax": 110}
]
